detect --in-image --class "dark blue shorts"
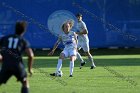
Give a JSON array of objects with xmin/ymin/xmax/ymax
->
[{"xmin": 0, "ymin": 62, "xmax": 27, "ymax": 84}]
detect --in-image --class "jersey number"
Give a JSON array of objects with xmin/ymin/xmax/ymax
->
[{"xmin": 8, "ymin": 37, "xmax": 19, "ymax": 49}]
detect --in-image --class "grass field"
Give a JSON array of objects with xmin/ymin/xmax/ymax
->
[{"xmin": 0, "ymin": 55, "xmax": 140, "ymax": 93}]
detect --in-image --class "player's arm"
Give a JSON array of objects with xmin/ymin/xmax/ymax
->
[
  {"xmin": 25, "ymin": 48, "xmax": 34, "ymax": 76},
  {"xmin": 24, "ymin": 39, "xmax": 34, "ymax": 76},
  {"xmin": 76, "ymin": 29, "xmax": 88, "ymax": 35},
  {"xmin": 0, "ymin": 54, "xmax": 2, "ymax": 63},
  {"xmin": 76, "ymin": 22, "xmax": 88, "ymax": 35},
  {"xmin": 48, "ymin": 37, "xmax": 61, "ymax": 56},
  {"xmin": 74, "ymin": 32, "xmax": 78, "ymax": 45},
  {"xmin": 74, "ymin": 32, "xmax": 78, "ymax": 51}
]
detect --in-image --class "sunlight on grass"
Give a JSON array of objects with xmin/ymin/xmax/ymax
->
[{"xmin": 23, "ymin": 55, "xmax": 140, "ymax": 59}]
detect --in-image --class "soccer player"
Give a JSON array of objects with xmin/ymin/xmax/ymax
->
[
  {"xmin": 48, "ymin": 21, "xmax": 77, "ymax": 77},
  {"xmin": 0, "ymin": 21, "xmax": 34, "ymax": 93},
  {"xmin": 76, "ymin": 13, "xmax": 96, "ymax": 69}
]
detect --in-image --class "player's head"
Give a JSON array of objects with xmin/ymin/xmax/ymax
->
[
  {"xmin": 62, "ymin": 22, "xmax": 71, "ymax": 34},
  {"xmin": 67, "ymin": 19, "xmax": 74, "ymax": 28},
  {"xmin": 76, "ymin": 13, "xmax": 82, "ymax": 21},
  {"xmin": 15, "ymin": 21, "xmax": 27, "ymax": 36}
]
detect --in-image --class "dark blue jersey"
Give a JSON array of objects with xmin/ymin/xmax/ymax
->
[{"xmin": 0, "ymin": 34, "xmax": 30, "ymax": 64}]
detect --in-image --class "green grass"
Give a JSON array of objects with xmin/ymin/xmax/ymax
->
[{"xmin": 0, "ymin": 55, "xmax": 140, "ymax": 93}]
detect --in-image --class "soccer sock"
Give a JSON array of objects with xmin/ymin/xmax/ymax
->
[
  {"xmin": 88, "ymin": 56, "xmax": 96, "ymax": 67},
  {"xmin": 56, "ymin": 59, "xmax": 62, "ymax": 72},
  {"xmin": 21, "ymin": 86, "xmax": 29, "ymax": 93},
  {"xmin": 70, "ymin": 61, "xmax": 74, "ymax": 75},
  {"xmin": 77, "ymin": 52, "xmax": 84, "ymax": 63}
]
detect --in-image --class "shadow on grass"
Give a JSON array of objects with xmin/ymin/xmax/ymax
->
[{"xmin": 27, "ymin": 58, "xmax": 140, "ymax": 68}]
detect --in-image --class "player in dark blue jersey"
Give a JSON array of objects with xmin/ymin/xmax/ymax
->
[{"xmin": 0, "ymin": 21, "xmax": 34, "ymax": 93}]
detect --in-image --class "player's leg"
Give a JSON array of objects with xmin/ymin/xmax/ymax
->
[
  {"xmin": 0, "ymin": 66, "xmax": 12, "ymax": 86},
  {"xmin": 85, "ymin": 51, "xmax": 96, "ymax": 69},
  {"xmin": 0, "ymin": 54, "xmax": 2, "ymax": 63},
  {"xmin": 77, "ymin": 51, "xmax": 84, "ymax": 63},
  {"xmin": 77, "ymin": 42, "xmax": 86, "ymax": 68},
  {"xmin": 82, "ymin": 42, "xmax": 96, "ymax": 69},
  {"xmin": 69, "ymin": 49, "xmax": 77, "ymax": 77},
  {"xmin": 21, "ymin": 78, "xmax": 29, "ymax": 93},
  {"xmin": 0, "ymin": 55, "xmax": 2, "ymax": 70},
  {"xmin": 77, "ymin": 51, "xmax": 86, "ymax": 69},
  {"xmin": 56, "ymin": 49, "xmax": 68, "ymax": 72},
  {"xmin": 14, "ymin": 63, "xmax": 29, "ymax": 93},
  {"xmin": 50, "ymin": 49, "xmax": 68, "ymax": 76},
  {"xmin": 56, "ymin": 52, "xmax": 65, "ymax": 72}
]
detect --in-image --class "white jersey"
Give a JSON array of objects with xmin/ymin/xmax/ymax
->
[
  {"xmin": 60, "ymin": 31, "xmax": 77, "ymax": 49},
  {"xmin": 76, "ymin": 20, "xmax": 89, "ymax": 43}
]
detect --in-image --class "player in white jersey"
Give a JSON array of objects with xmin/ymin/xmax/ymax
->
[
  {"xmin": 48, "ymin": 21, "xmax": 77, "ymax": 77},
  {"xmin": 76, "ymin": 13, "xmax": 96, "ymax": 69}
]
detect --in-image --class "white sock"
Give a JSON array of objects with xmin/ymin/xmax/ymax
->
[
  {"xmin": 77, "ymin": 52, "xmax": 84, "ymax": 63},
  {"xmin": 56, "ymin": 59, "xmax": 62, "ymax": 72},
  {"xmin": 88, "ymin": 56, "xmax": 96, "ymax": 67},
  {"xmin": 70, "ymin": 61, "xmax": 74, "ymax": 75}
]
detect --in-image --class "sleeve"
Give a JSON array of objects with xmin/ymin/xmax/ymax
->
[
  {"xmin": 58, "ymin": 35, "xmax": 62, "ymax": 41},
  {"xmin": 23, "ymin": 39, "xmax": 31, "ymax": 49},
  {"xmin": 81, "ymin": 22, "xmax": 88, "ymax": 30}
]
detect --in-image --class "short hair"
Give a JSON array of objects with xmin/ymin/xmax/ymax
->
[
  {"xmin": 15, "ymin": 21, "xmax": 27, "ymax": 35},
  {"xmin": 62, "ymin": 23, "xmax": 65, "ymax": 31},
  {"xmin": 61, "ymin": 20, "xmax": 73, "ymax": 31},
  {"xmin": 68, "ymin": 19, "xmax": 74, "ymax": 28},
  {"xmin": 76, "ymin": 13, "xmax": 82, "ymax": 17}
]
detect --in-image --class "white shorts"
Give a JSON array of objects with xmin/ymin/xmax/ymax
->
[
  {"xmin": 77, "ymin": 41, "xmax": 89, "ymax": 52},
  {"xmin": 61, "ymin": 48, "xmax": 77, "ymax": 58}
]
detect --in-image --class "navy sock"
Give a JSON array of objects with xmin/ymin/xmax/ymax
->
[{"xmin": 21, "ymin": 87, "xmax": 29, "ymax": 93}]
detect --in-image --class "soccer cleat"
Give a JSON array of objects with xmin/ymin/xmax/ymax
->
[
  {"xmin": 58, "ymin": 75, "xmax": 62, "ymax": 77},
  {"xmin": 90, "ymin": 66, "xmax": 96, "ymax": 69},
  {"xmin": 50, "ymin": 73, "xmax": 56, "ymax": 76},
  {"xmin": 69, "ymin": 75, "xmax": 73, "ymax": 77},
  {"xmin": 81, "ymin": 62, "xmax": 86, "ymax": 66},
  {"xmin": 80, "ymin": 61, "xmax": 86, "ymax": 69}
]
